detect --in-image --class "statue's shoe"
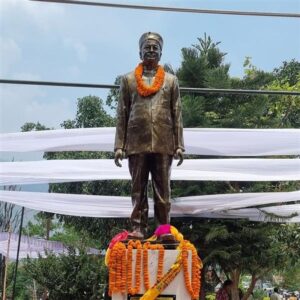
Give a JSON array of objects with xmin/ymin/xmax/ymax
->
[
  {"xmin": 158, "ymin": 233, "xmax": 176, "ymax": 243},
  {"xmin": 127, "ymin": 230, "xmax": 145, "ymax": 240}
]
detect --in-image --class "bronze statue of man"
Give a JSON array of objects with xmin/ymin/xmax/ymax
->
[{"xmin": 114, "ymin": 32, "xmax": 184, "ymax": 239}]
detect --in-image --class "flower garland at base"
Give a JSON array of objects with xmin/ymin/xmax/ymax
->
[
  {"xmin": 180, "ymin": 240, "xmax": 202, "ymax": 300},
  {"xmin": 106, "ymin": 226, "xmax": 203, "ymax": 300},
  {"xmin": 127, "ymin": 240, "xmax": 142, "ymax": 295},
  {"xmin": 107, "ymin": 241, "xmax": 127, "ymax": 296},
  {"xmin": 143, "ymin": 242, "xmax": 165, "ymax": 290}
]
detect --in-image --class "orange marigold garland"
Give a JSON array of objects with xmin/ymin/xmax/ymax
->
[
  {"xmin": 120, "ymin": 245, "xmax": 127, "ymax": 292},
  {"xmin": 106, "ymin": 226, "xmax": 203, "ymax": 300},
  {"xmin": 181, "ymin": 240, "xmax": 202, "ymax": 300},
  {"xmin": 143, "ymin": 242, "xmax": 165, "ymax": 290},
  {"xmin": 127, "ymin": 240, "xmax": 142, "ymax": 295},
  {"xmin": 108, "ymin": 246, "xmax": 116, "ymax": 295},
  {"xmin": 115, "ymin": 245, "xmax": 122, "ymax": 291},
  {"xmin": 135, "ymin": 63, "xmax": 165, "ymax": 97},
  {"xmin": 126, "ymin": 241, "xmax": 133, "ymax": 294},
  {"xmin": 157, "ymin": 245, "xmax": 164, "ymax": 281},
  {"xmin": 143, "ymin": 244, "xmax": 150, "ymax": 290},
  {"xmin": 108, "ymin": 241, "xmax": 127, "ymax": 296}
]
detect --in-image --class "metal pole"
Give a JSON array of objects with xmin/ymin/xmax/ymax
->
[
  {"xmin": 30, "ymin": 0, "xmax": 300, "ymax": 18},
  {"xmin": 2, "ymin": 226, "xmax": 12, "ymax": 300},
  {"xmin": 11, "ymin": 207, "xmax": 25, "ymax": 300},
  {"xmin": 0, "ymin": 79, "xmax": 117, "ymax": 90},
  {"xmin": 0, "ymin": 254, "xmax": 2, "ymax": 293},
  {"xmin": 1, "ymin": 79, "xmax": 300, "ymax": 96}
]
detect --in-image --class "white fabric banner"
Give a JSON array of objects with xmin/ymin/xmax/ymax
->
[
  {"xmin": 1, "ymin": 127, "xmax": 299, "ymax": 156},
  {"xmin": 173, "ymin": 190, "xmax": 300, "ymax": 214},
  {"xmin": 0, "ymin": 232, "xmax": 99, "ymax": 259},
  {"xmin": 1, "ymin": 159, "xmax": 299, "ymax": 185},
  {"xmin": 0, "ymin": 190, "xmax": 299, "ymax": 219},
  {"xmin": 201, "ymin": 204, "xmax": 300, "ymax": 223}
]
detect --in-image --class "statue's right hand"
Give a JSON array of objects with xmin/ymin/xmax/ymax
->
[{"xmin": 114, "ymin": 149, "xmax": 123, "ymax": 167}]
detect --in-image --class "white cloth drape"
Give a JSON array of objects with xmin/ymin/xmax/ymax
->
[
  {"xmin": 1, "ymin": 127, "xmax": 299, "ymax": 222},
  {"xmin": 1, "ymin": 127, "xmax": 299, "ymax": 156},
  {"xmin": 200, "ymin": 205, "xmax": 300, "ymax": 223},
  {"xmin": 172, "ymin": 191, "xmax": 300, "ymax": 214},
  {"xmin": 1, "ymin": 158, "xmax": 299, "ymax": 185},
  {"xmin": 0, "ymin": 232, "xmax": 99, "ymax": 259},
  {"xmin": 0, "ymin": 190, "xmax": 299, "ymax": 218}
]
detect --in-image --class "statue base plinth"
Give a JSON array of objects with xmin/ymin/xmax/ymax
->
[{"xmin": 112, "ymin": 249, "xmax": 192, "ymax": 300}]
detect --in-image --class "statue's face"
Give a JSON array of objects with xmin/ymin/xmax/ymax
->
[{"xmin": 140, "ymin": 39, "xmax": 162, "ymax": 65}]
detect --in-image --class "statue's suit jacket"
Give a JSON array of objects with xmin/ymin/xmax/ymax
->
[{"xmin": 114, "ymin": 70, "xmax": 185, "ymax": 156}]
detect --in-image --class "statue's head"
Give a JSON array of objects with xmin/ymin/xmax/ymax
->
[{"xmin": 139, "ymin": 32, "xmax": 163, "ymax": 66}]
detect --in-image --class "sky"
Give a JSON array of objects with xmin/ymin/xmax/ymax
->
[{"xmin": 0, "ymin": 0, "xmax": 300, "ymax": 135}]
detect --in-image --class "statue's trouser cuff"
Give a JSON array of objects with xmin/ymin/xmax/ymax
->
[{"xmin": 128, "ymin": 153, "xmax": 173, "ymax": 234}]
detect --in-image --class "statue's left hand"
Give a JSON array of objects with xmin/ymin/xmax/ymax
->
[
  {"xmin": 114, "ymin": 149, "xmax": 123, "ymax": 167},
  {"xmin": 174, "ymin": 148, "xmax": 184, "ymax": 166}
]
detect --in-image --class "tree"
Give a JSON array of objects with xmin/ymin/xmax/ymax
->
[
  {"xmin": 266, "ymin": 63, "xmax": 300, "ymax": 128},
  {"xmin": 281, "ymin": 263, "xmax": 300, "ymax": 290},
  {"xmin": 21, "ymin": 122, "xmax": 50, "ymax": 132},
  {"xmin": 4, "ymin": 263, "xmax": 34, "ymax": 300},
  {"xmin": 273, "ymin": 59, "xmax": 300, "ymax": 85},
  {"xmin": 177, "ymin": 33, "xmax": 230, "ymax": 89},
  {"xmin": 173, "ymin": 35, "xmax": 300, "ymax": 300},
  {"xmin": 74, "ymin": 95, "xmax": 115, "ymax": 128},
  {"xmin": 25, "ymin": 248, "xmax": 106, "ymax": 300}
]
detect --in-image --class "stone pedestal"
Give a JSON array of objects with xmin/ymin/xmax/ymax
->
[{"xmin": 112, "ymin": 249, "xmax": 192, "ymax": 300}]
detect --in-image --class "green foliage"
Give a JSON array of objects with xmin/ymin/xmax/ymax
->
[
  {"xmin": 172, "ymin": 218, "xmax": 294, "ymax": 281},
  {"xmin": 3, "ymin": 263, "xmax": 33, "ymax": 300},
  {"xmin": 177, "ymin": 33, "xmax": 230, "ymax": 88},
  {"xmin": 21, "ymin": 121, "xmax": 50, "ymax": 132},
  {"xmin": 25, "ymin": 249, "xmax": 106, "ymax": 300},
  {"xmin": 106, "ymin": 76, "xmax": 121, "ymax": 111},
  {"xmin": 277, "ymin": 224, "xmax": 300, "ymax": 265},
  {"xmin": 280, "ymin": 262, "xmax": 300, "ymax": 290},
  {"xmin": 75, "ymin": 95, "xmax": 115, "ymax": 128},
  {"xmin": 238, "ymin": 57, "xmax": 275, "ymax": 89},
  {"xmin": 264, "ymin": 78, "xmax": 300, "ymax": 128},
  {"xmin": 23, "ymin": 213, "xmax": 59, "ymax": 239},
  {"xmin": 273, "ymin": 59, "xmax": 300, "ymax": 85},
  {"xmin": 206, "ymin": 292, "xmax": 216, "ymax": 300}
]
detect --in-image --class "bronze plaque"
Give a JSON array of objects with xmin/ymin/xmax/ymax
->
[{"xmin": 128, "ymin": 295, "xmax": 175, "ymax": 300}]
